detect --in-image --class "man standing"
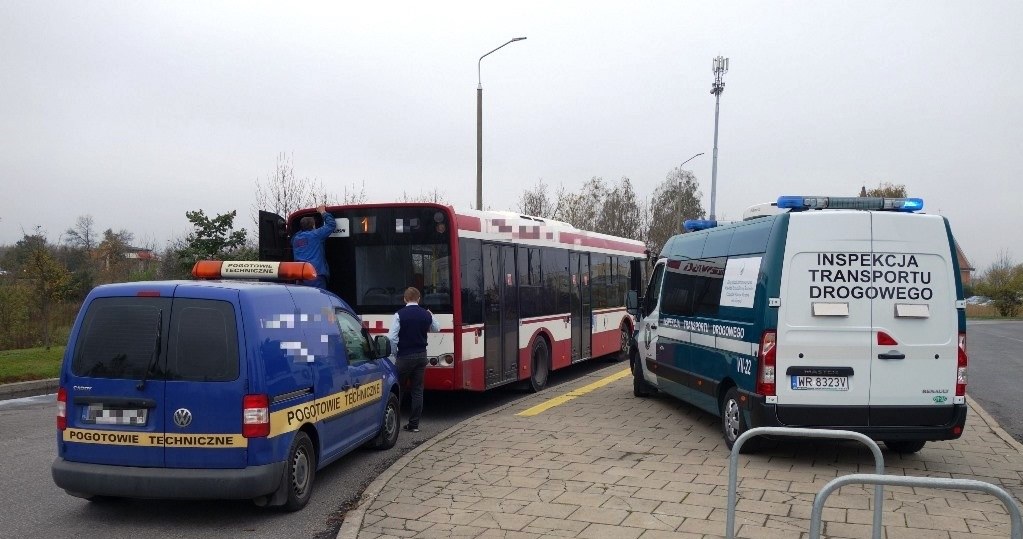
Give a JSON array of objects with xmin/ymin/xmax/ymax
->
[
  {"xmin": 291, "ymin": 205, "xmax": 335, "ymax": 289},
  {"xmin": 387, "ymin": 287, "xmax": 439, "ymax": 433}
]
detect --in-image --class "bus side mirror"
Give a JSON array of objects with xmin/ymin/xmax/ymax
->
[
  {"xmin": 373, "ymin": 335, "xmax": 392, "ymax": 359},
  {"xmin": 626, "ymin": 290, "xmax": 640, "ymax": 316}
]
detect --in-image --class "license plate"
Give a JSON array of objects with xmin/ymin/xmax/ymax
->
[
  {"xmin": 82, "ymin": 405, "xmax": 148, "ymax": 426},
  {"xmin": 791, "ymin": 375, "xmax": 849, "ymax": 391}
]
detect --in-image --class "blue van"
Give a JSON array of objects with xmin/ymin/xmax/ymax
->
[
  {"xmin": 628, "ymin": 196, "xmax": 968, "ymax": 454},
  {"xmin": 51, "ymin": 261, "xmax": 401, "ymax": 511}
]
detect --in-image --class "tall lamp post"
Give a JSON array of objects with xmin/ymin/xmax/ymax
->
[
  {"xmin": 477, "ymin": 36, "xmax": 527, "ymax": 211},
  {"xmin": 678, "ymin": 152, "xmax": 704, "ymax": 226},
  {"xmin": 709, "ymin": 56, "xmax": 729, "ymax": 221}
]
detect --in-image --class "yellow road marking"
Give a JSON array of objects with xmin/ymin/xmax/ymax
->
[{"xmin": 516, "ymin": 368, "xmax": 631, "ymax": 417}]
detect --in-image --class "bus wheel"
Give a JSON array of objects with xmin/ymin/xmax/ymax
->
[
  {"xmin": 721, "ymin": 387, "xmax": 760, "ymax": 453},
  {"xmin": 884, "ymin": 440, "xmax": 926, "ymax": 454},
  {"xmin": 529, "ymin": 338, "xmax": 550, "ymax": 393},
  {"xmin": 612, "ymin": 324, "xmax": 631, "ymax": 363}
]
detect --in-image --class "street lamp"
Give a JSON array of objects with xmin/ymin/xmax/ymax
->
[
  {"xmin": 709, "ymin": 56, "xmax": 729, "ymax": 220},
  {"xmin": 678, "ymin": 152, "xmax": 704, "ymax": 227},
  {"xmin": 477, "ymin": 36, "xmax": 527, "ymax": 211}
]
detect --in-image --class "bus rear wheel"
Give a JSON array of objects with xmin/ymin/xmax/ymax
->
[
  {"xmin": 529, "ymin": 338, "xmax": 550, "ymax": 393},
  {"xmin": 612, "ymin": 324, "xmax": 631, "ymax": 363}
]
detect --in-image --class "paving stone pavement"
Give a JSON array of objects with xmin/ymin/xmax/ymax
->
[{"xmin": 339, "ymin": 363, "xmax": 1023, "ymax": 539}]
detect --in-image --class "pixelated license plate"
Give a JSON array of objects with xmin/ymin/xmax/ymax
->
[{"xmin": 82, "ymin": 404, "xmax": 148, "ymax": 426}]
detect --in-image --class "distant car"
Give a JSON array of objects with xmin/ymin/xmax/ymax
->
[{"xmin": 966, "ymin": 296, "xmax": 991, "ymax": 306}]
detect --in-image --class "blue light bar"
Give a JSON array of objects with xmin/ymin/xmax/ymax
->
[
  {"xmin": 683, "ymin": 219, "xmax": 717, "ymax": 232},
  {"xmin": 776, "ymin": 196, "xmax": 924, "ymax": 212}
]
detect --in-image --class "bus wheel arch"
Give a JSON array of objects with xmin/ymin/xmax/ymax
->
[{"xmin": 528, "ymin": 332, "xmax": 552, "ymax": 393}]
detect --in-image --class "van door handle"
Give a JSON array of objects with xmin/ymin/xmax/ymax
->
[{"xmin": 878, "ymin": 352, "xmax": 905, "ymax": 360}]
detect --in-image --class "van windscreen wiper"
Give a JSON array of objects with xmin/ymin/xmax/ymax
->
[{"xmin": 136, "ymin": 309, "xmax": 163, "ymax": 391}]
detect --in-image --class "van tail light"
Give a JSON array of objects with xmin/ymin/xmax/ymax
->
[
  {"xmin": 757, "ymin": 330, "xmax": 777, "ymax": 397},
  {"xmin": 242, "ymin": 394, "xmax": 270, "ymax": 438},
  {"xmin": 956, "ymin": 332, "xmax": 968, "ymax": 397},
  {"xmin": 57, "ymin": 387, "xmax": 67, "ymax": 431}
]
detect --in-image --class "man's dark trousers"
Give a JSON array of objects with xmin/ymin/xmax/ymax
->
[{"xmin": 396, "ymin": 352, "xmax": 427, "ymax": 428}]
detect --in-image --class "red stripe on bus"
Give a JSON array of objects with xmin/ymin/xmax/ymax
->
[
  {"xmin": 558, "ymin": 231, "xmax": 647, "ymax": 254},
  {"xmin": 456, "ymin": 214, "xmax": 482, "ymax": 232}
]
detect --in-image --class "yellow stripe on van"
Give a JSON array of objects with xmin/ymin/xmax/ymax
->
[
  {"xmin": 268, "ymin": 379, "xmax": 384, "ymax": 438},
  {"xmin": 63, "ymin": 429, "xmax": 247, "ymax": 448}
]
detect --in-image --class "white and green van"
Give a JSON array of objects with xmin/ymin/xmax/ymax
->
[{"xmin": 628, "ymin": 196, "xmax": 968, "ymax": 453}]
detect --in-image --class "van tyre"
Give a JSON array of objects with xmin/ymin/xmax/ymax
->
[
  {"xmin": 529, "ymin": 338, "xmax": 550, "ymax": 393},
  {"xmin": 884, "ymin": 440, "xmax": 926, "ymax": 454},
  {"xmin": 721, "ymin": 387, "xmax": 760, "ymax": 453},
  {"xmin": 370, "ymin": 393, "xmax": 400, "ymax": 449},
  {"xmin": 632, "ymin": 355, "xmax": 655, "ymax": 398},
  {"xmin": 282, "ymin": 432, "xmax": 316, "ymax": 512}
]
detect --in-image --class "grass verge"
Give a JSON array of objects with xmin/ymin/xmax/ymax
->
[{"xmin": 0, "ymin": 346, "xmax": 64, "ymax": 384}]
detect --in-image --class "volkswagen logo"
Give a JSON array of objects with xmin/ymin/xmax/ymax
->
[{"xmin": 173, "ymin": 408, "xmax": 193, "ymax": 428}]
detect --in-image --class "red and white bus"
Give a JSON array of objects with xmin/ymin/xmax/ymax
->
[{"xmin": 259, "ymin": 203, "xmax": 647, "ymax": 391}]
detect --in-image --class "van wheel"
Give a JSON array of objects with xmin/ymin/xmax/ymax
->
[
  {"xmin": 282, "ymin": 432, "xmax": 316, "ymax": 512},
  {"xmin": 721, "ymin": 387, "xmax": 759, "ymax": 453},
  {"xmin": 884, "ymin": 440, "xmax": 926, "ymax": 454},
  {"xmin": 632, "ymin": 356, "xmax": 654, "ymax": 398},
  {"xmin": 370, "ymin": 393, "xmax": 400, "ymax": 450},
  {"xmin": 529, "ymin": 338, "xmax": 550, "ymax": 392}
]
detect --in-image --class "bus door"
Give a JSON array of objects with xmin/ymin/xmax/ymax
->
[
  {"xmin": 257, "ymin": 210, "xmax": 289, "ymax": 262},
  {"xmin": 483, "ymin": 244, "xmax": 519, "ymax": 388},
  {"xmin": 570, "ymin": 252, "xmax": 592, "ymax": 361}
]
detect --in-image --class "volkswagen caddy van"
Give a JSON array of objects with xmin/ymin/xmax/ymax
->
[
  {"xmin": 52, "ymin": 261, "xmax": 401, "ymax": 511},
  {"xmin": 628, "ymin": 196, "xmax": 968, "ymax": 453}
]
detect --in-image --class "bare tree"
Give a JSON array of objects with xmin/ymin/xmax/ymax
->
[
  {"xmin": 859, "ymin": 181, "xmax": 908, "ymax": 197},
  {"xmin": 399, "ymin": 188, "xmax": 450, "ymax": 204},
  {"xmin": 646, "ymin": 166, "xmax": 705, "ymax": 255},
  {"xmin": 559, "ymin": 177, "xmax": 608, "ymax": 231},
  {"xmin": 518, "ymin": 178, "xmax": 561, "ymax": 219},
  {"xmin": 596, "ymin": 176, "xmax": 641, "ymax": 239},
  {"xmin": 65, "ymin": 215, "xmax": 97, "ymax": 254},
  {"xmin": 339, "ymin": 180, "xmax": 368, "ymax": 205},
  {"xmin": 252, "ymin": 152, "xmax": 333, "ymax": 224}
]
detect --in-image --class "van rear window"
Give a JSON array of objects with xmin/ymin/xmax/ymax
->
[
  {"xmin": 73, "ymin": 298, "xmax": 170, "ymax": 379},
  {"xmin": 73, "ymin": 297, "xmax": 239, "ymax": 382}
]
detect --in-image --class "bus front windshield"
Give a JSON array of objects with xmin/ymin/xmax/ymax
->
[{"xmin": 323, "ymin": 207, "xmax": 453, "ymax": 315}]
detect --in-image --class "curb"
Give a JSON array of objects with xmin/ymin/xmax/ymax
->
[
  {"xmin": 335, "ymin": 363, "xmax": 630, "ymax": 539},
  {"xmin": 0, "ymin": 378, "xmax": 58, "ymax": 400},
  {"xmin": 968, "ymin": 395, "xmax": 1023, "ymax": 454}
]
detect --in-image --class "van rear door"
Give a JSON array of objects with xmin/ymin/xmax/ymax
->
[
  {"xmin": 62, "ymin": 295, "xmax": 171, "ymax": 467},
  {"xmin": 162, "ymin": 293, "xmax": 249, "ymax": 469},
  {"xmin": 868, "ymin": 213, "xmax": 959, "ymax": 424},
  {"xmin": 776, "ymin": 212, "xmax": 873, "ymax": 425}
]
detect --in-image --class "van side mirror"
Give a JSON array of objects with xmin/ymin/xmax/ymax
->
[
  {"xmin": 626, "ymin": 290, "xmax": 640, "ymax": 316},
  {"xmin": 373, "ymin": 335, "xmax": 392, "ymax": 359}
]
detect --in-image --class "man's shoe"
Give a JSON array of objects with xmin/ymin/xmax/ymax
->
[{"xmin": 403, "ymin": 424, "xmax": 419, "ymax": 433}]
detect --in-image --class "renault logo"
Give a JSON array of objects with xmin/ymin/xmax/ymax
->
[{"xmin": 173, "ymin": 408, "xmax": 193, "ymax": 428}]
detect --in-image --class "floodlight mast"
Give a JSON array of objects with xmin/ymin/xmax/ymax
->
[{"xmin": 709, "ymin": 56, "xmax": 729, "ymax": 221}]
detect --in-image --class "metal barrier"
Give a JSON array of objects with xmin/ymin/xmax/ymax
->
[
  {"xmin": 726, "ymin": 427, "xmax": 885, "ymax": 539},
  {"xmin": 809, "ymin": 474, "xmax": 1023, "ymax": 539}
]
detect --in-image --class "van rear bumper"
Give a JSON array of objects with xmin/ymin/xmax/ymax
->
[
  {"xmin": 747, "ymin": 396, "xmax": 968, "ymax": 441},
  {"xmin": 51, "ymin": 458, "xmax": 285, "ymax": 500}
]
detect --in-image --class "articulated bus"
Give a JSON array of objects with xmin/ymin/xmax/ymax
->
[{"xmin": 259, "ymin": 203, "xmax": 647, "ymax": 391}]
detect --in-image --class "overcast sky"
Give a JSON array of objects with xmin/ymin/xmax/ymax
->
[{"xmin": 1, "ymin": 1, "xmax": 1020, "ymax": 273}]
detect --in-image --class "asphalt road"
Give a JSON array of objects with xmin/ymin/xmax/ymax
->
[
  {"xmin": 0, "ymin": 358, "xmax": 617, "ymax": 539},
  {"xmin": 964, "ymin": 320, "xmax": 1023, "ymax": 443}
]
